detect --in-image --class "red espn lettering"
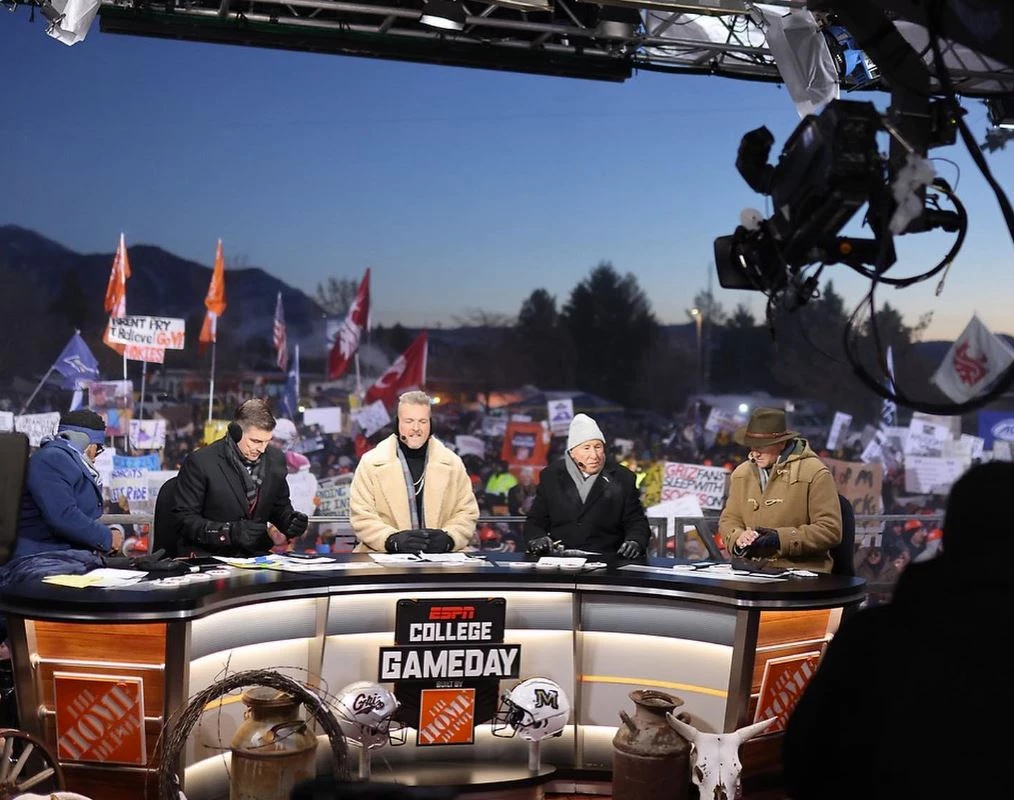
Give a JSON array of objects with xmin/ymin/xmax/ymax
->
[{"xmin": 428, "ymin": 605, "xmax": 476, "ymax": 621}]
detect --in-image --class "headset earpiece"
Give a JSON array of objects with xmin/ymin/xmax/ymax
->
[{"xmin": 228, "ymin": 422, "xmax": 243, "ymax": 443}]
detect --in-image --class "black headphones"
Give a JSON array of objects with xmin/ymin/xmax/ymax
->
[{"xmin": 228, "ymin": 422, "xmax": 243, "ymax": 443}]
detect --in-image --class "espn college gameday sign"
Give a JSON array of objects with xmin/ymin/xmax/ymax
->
[{"xmin": 380, "ymin": 598, "xmax": 521, "ymax": 745}]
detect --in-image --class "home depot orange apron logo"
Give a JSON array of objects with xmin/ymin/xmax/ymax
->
[
  {"xmin": 417, "ymin": 688, "xmax": 476, "ymax": 745},
  {"xmin": 54, "ymin": 672, "xmax": 147, "ymax": 764}
]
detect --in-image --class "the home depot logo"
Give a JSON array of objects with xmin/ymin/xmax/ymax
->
[{"xmin": 428, "ymin": 605, "xmax": 476, "ymax": 621}]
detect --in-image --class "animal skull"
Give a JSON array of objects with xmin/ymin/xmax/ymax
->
[{"xmin": 666, "ymin": 713, "xmax": 776, "ymax": 800}]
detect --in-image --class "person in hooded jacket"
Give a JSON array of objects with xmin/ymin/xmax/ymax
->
[
  {"xmin": 782, "ymin": 461, "xmax": 1014, "ymax": 800},
  {"xmin": 523, "ymin": 413, "xmax": 650, "ymax": 559},
  {"xmin": 0, "ymin": 410, "xmax": 123, "ymax": 658},
  {"xmin": 719, "ymin": 407, "xmax": 841, "ymax": 573},
  {"xmin": 1, "ymin": 409, "xmax": 122, "ymax": 587}
]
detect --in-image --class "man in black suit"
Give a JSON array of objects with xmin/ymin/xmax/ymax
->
[
  {"xmin": 523, "ymin": 414, "xmax": 650, "ymax": 559},
  {"xmin": 173, "ymin": 398, "xmax": 308, "ymax": 556}
]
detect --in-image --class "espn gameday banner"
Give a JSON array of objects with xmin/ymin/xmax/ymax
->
[{"xmin": 380, "ymin": 598, "xmax": 520, "ymax": 742}]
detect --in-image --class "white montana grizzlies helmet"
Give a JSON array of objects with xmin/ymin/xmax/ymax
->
[
  {"xmin": 333, "ymin": 681, "xmax": 406, "ymax": 749},
  {"xmin": 492, "ymin": 677, "xmax": 570, "ymax": 742}
]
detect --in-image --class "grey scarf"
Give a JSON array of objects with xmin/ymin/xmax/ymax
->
[
  {"xmin": 566, "ymin": 454, "xmax": 598, "ymax": 503},
  {"xmin": 52, "ymin": 432, "xmax": 103, "ymax": 490},
  {"xmin": 225, "ymin": 436, "xmax": 266, "ymax": 515}
]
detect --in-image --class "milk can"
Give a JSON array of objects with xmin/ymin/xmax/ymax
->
[
  {"xmin": 612, "ymin": 689, "xmax": 690, "ymax": 800},
  {"xmin": 229, "ymin": 687, "xmax": 317, "ymax": 800}
]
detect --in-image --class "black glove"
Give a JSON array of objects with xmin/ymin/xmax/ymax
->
[
  {"xmin": 617, "ymin": 540, "xmax": 643, "ymax": 559},
  {"xmin": 747, "ymin": 531, "xmax": 780, "ymax": 555},
  {"xmin": 229, "ymin": 520, "xmax": 270, "ymax": 554},
  {"xmin": 286, "ymin": 512, "xmax": 309, "ymax": 538},
  {"xmin": 424, "ymin": 530, "xmax": 454, "ymax": 553},
  {"xmin": 195, "ymin": 523, "xmax": 231, "ymax": 550},
  {"xmin": 386, "ymin": 529, "xmax": 429, "ymax": 554},
  {"xmin": 526, "ymin": 536, "xmax": 554, "ymax": 557}
]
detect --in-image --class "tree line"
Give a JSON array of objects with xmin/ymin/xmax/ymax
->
[{"xmin": 7, "ymin": 258, "xmax": 942, "ymax": 427}]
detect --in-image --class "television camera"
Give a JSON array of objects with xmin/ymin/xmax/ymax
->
[{"xmin": 714, "ymin": 98, "xmax": 963, "ymax": 311}]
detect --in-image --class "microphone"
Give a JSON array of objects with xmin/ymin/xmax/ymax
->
[
  {"xmin": 577, "ymin": 461, "xmax": 587, "ymax": 471},
  {"xmin": 400, "ymin": 434, "xmax": 408, "ymax": 442}
]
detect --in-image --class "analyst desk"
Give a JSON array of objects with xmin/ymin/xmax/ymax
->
[{"xmin": 0, "ymin": 555, "xmax": 865, "ymax": 799}]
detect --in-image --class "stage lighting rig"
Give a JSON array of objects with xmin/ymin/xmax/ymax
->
[{"xmin": 714, "ymin": 97, "xmax": 963, "ymax": 308}]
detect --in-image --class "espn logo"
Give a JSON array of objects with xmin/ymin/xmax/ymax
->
[{"xmin": 428, "ymin": 605, "xmax": 476, "ymax": 621}]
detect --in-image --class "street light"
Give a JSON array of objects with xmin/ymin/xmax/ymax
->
[{"xmin": 689, "ymin": 308, "xmax": 704, "ymax": 391}]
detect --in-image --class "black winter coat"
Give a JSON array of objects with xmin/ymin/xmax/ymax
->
[
  {"xmin": 173, "ymin": 437, "xmax": 296, "ymax": 556},
  {"xmin": 523, "ymin": 458, "xmax": 650, "ymax": 555},
  {"xmin": 783, "ymin": 555, "xmax": 1014, "ymax": 800}
]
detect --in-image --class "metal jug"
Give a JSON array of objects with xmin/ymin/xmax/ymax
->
[
  {"xmin": 229, "ymin": 687, "xmax": 317, "ymax": 800},
  {"xmin": 612, "ymin": 689, "xmax": 690, "ymax": 800}
]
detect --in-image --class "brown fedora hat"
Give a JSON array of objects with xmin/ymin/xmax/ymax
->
[{"xmin": 733, "ymin": 407, "xmax": 800, "ymax": 449}]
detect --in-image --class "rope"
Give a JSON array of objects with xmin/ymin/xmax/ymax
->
[{"xmin": 152, "ymin": 669, "xmax": 350, "ymax": 800}]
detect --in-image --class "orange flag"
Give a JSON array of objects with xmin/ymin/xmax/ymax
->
[
  {"xmin": 102, "ymin": 233, "xmax": 131, "ymax": 354},
  {"xmin": 199, "ymin": 239, "xmax": 228, "ymax": 351}
]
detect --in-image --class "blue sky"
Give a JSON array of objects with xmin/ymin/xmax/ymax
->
[{"xmin": 1, "ymin": 12, "xmax": 1012, "ymax": 341}]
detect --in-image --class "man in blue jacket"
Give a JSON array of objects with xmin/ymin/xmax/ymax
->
[
  {"xmin": 0, "ymin": 409, "xmax": 122, "ymax": 658},
  {"xmin": 1, "ymin": 409, "xmax": 122, "ymax": 587}
]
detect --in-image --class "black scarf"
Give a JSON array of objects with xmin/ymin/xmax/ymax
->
[{"xmin": 226, "ymin": 436, "xmax": 266, "ymax": 515}]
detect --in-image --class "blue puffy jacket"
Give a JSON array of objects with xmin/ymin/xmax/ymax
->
[{"xmin": 12, "ymin": 436, "xmax": 112, "ymax": 559}]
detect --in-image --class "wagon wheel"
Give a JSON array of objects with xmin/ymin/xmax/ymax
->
[{"xmin": 0, "ymin": 727, "xmax": 65, "ymax": 799}]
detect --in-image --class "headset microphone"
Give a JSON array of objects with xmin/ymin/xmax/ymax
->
[
  {"xmin": 400, "ymin": 434, "xmax": 408, "ymax": 442},
  {"xmin": 577, "ymin": 461, "xmax": 587, "ymax": 471}
]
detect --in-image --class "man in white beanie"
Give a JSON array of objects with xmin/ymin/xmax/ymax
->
[{"xmin": 523, "ymin": 413, "xmax": 650, "ymax": 559}]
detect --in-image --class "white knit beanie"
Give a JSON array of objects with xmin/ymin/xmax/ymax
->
[{"xmin": 567, "ymin": 413, "xmax": 605, "ymax": 452}]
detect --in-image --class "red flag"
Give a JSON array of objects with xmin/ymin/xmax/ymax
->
[
  {"xmin": 273, "ymin": 291, "xmax": 288, "ymax": 371},
  {"xmin": 364, "ymin": 330, "xmax": 428, "ymax": 407},
  {"xmin": 102, "ymin": 233, "xmax": 131, "ymax": 354},
  {"xmin": 327, "ymin": 267, "xmax": 371, "ymax": 379},
  {"xmin": 199, "ymin": 240, "xmax": 228, "ymax": 353}
]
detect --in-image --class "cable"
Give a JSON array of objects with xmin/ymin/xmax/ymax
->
[
  {"xmin": 840, "ymin": 0, "xmax": 1014, "ymax": 415},
  {"xmin": 845, "ymin": 179, "xmax": 967, "ymax": 288}
]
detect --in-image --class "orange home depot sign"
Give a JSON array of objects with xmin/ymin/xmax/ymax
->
[
  {"xmin": 417, "ymin": 688, "xmax": 476, "ymax": 745},
  {"xmin": 54, "ymin": 672, "xmax": 147, "ymax": 765}
]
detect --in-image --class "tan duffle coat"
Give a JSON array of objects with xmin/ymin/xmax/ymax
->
[
  {"xmin": 719, "ymin": 439, "xmax": 842, "ymax": 573},
  {"xmin": 349, "ymin": 434, "xmax": 480, "ymax": 553}
]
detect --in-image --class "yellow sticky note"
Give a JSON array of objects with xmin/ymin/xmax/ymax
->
[{"xmin": 41, "ymin": 575, "xmax": 102, "ymax": 588}]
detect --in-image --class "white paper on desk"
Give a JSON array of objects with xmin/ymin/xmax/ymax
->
[
  {"xmin": 537, "ymin": 556, "xmax": 586, "ymax": 570},
  {"xmin": 86, "ymin": 568, "xmax": 149, "ymax": 586},
  {"xmin": 697, "ymin": 570, "xmax": 786, "ymax": 583},
  {"xmin": 267, "ymin": 560, "xmax": 350, "ymax": 572},
  {"xmin": 369, "ymin": 553, "xmax": 422, "ymax": 564},
  {"xmin": 418, "ymin": 553, "xmax": 471, "ymax": 562},
  {"xmin": 620, "ymin": 564, "xmax": 677, "ymax": 576},
  {"xmin": 214, "ymin": 555, "xmax": 284, "ymax": 568}
]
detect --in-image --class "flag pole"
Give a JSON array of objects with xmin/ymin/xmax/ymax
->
[
  {"xmin": 138, "ymin": 360, "xmax": 147, "ymax": 423},
  {"xmin": 295, "ymin": 343, "xmax": 301, "ymax": 404},
  {"xmin": 208, "ymin": 340, "xmax": 217, "ymax": 423},
  {"xmin": 19, "ymin": 366, "xmax": 56, "ymax": 415},
  {"xmin": 355, "ymin": 352, "xmax": 362, "ymax": 397}
]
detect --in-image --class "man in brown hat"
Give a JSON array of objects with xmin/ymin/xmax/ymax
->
[{"xmin": 718, "ymin": 407, "xmax": 841, "ymax": 572}]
